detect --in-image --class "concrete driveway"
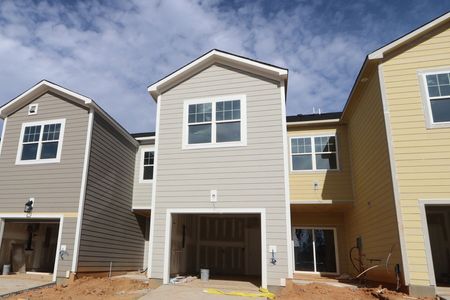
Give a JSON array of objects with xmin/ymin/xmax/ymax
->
[
  {"xmin": 140, "ymin": 279, "xmax": 268, "ymax": 300},
  {"xmin": 0, "ymin": 274, "xmax": 53, "ymax": 297}
]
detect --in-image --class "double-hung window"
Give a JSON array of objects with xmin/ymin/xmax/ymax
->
[
  {"xmin": 421, "ymin": 71, "xmax": 450, "ymax": 125},
  {"xmin": 140, "ymin": 149, "xmax": 154, "ymax": 182},
  {"xmin": 184, "ymin": 95, "xmax": 246, "ymax": 149},
  {"xmin": 291, "ymin": 135, "xmax": 338, "ymax": 171},
  {"xmin": 16, "ymin": 119, "xmax": 65, "ymax": 164}
]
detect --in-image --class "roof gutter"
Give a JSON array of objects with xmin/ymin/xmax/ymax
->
[{"xmin": 287, "ymin": 118, "xmax": 341, "ymax": 126}]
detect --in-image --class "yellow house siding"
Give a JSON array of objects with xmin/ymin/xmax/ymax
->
[
  {"xmin": 382, "ymin": 23, "xmax": 450, "ymax": 286},
  {"xmin": 344, "ymin": 67, "xmax": 402, "ymax": 284},
  {"xmin": 287, "ymin": 125, "xmax": 353, "ymax": 202}
]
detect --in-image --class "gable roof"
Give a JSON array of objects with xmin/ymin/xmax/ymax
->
[
  {"xmin": 147, "ymin": 49, "xmax": 288, "ymax": 101},
  {"xmin": 0, "ymin": 80, "xmax": 138, "ymax": 146},
  {"xmin": 342, "ymin": 11, "xmax": 450, "ymax": 121}
]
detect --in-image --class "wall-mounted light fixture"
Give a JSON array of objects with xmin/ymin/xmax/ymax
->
[{"xmin": 24, "ymin": 197, "xmax": 34, "ymax": 213}]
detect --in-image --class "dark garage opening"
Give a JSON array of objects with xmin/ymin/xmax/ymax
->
[
  {"xmin": 426, "ymin": 205, "xmax": 450, "ymax": 287},
  {"xmin": 169, "ymin": 214, "xmax": 261, "ymax": 285},
  {"xmin": 0, "ymin": 219, "xmax": 59, "ymax": 274}
]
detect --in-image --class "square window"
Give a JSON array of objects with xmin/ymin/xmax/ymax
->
[
  {"xmin": 293, "ymin": 155, "xmax": 312, "ymax": 170},
  {"xmin": 41, "ymin": 142, "xmax": 59, "ymax": 159},
  {"xmin": 21, "ymin": 143, "xmax": 38, "ymax": 160},
  {"xmin": 292, "ymin": 135, "xmax": 338, "ymax": 171},
  {"xmin": 188, "ymin": 124, "xmax": 212, "ymax": 144},
  {"xmin": 424, "ymin": 72, "xmax": 450, "ymax": 124},
  {"xmin": 217, "ymin": 121, "xmax": 240, "ymax": 142},
  {"xmin": 430, "ymin": 98, "xmax": 450, "ymax": 123}
]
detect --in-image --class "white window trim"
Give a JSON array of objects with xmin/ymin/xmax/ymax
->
[
  {"xmin": 182, "ymin": 94, "xmax": 247, "ymax": 150},
  {"xmin": 292, "ymin": 226, "xmax": 340, "ymax": 275},
  {"xmin": 15, "ymin": 118, "xmax": 66, "ymax": 165},
  {"xmin": 418, "ymin": 67, "xmax": 450, "ymax": 129},
  {"xmin": 139, "ymin": 145, "xmax": 155, "ymax": 184},
  {"xmin": 289, "ymin": 134, "xmax": 340, "ymax": 172},
  {"xmin": 28, "ymin": 104, "xmax": 38, "ymax": 115}
]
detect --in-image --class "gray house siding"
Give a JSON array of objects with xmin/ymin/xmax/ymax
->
[
  {"xmin": 0, "ymin": 92, "xmax": 89, "ymax": 278},
  {"xmin": 150, "ymin": 64, "xmax": 289, "ymax": 286},
  {"xmin": 77, "ymin": 113, "xmax": 146, "ymax": 273},
  {"xmin": 132, "ymin": 142, "xmax": 154, "ymax": 208}
]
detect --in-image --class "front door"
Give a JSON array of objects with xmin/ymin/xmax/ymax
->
[{"xmin": 293, "ymin": 227, "xmax": 338, "ymax": 274}]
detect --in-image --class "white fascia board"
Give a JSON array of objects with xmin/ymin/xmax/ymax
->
[
  {"xmin": 286, "ymin": 119, "xmax": 340, "ymax": 126},
  {"xmin": 0, "ymin": 80, "xmax": 92, "ymax": 118},
  {"xmin": 148, "ymin": 50, "xmax": 288, "ymax": 101},
  {"xmin": 368, "ymin": 12, "xmax": 449, "ymax": 60}
]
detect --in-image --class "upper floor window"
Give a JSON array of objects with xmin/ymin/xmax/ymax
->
[
  {"xmin": 139, "ymin": 147, "xmax": 154, "ymax": 183},
  {"xmin": 291, "ymin": 135, "xmax": 338, "ymax": 171},
  {"xmin": 183, "ymin": 95, "xmax": 246, "ymax": 149},
  {"xmin": 16, "ymin": 119, "xmax": 66, "ymax": 165},
  {"xmin": 420, "ymin": 70, "xmax": 450, "ymax": 127}
]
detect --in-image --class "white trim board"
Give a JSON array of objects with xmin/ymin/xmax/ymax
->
[
  {"xmin": 162, "ymin": 208, "xmax": 268, "ymax": 288},
  {"xmin": 0, "ymin": 117, "xmax": 7, "ymax": 157},
  {"xmin": 418, "ymin": 199, "xmax": 450, "ymax": 287},
  {"xmin": 0, "ymin": 213, "xmax": 64, "ymax": 282},
  {"xmin": 71, "ymin": 108, "xmax": 94, "ymax": 273},
  {"xmin": 378, "ymin": 64, "xmax": 410, "ymax": 284}
]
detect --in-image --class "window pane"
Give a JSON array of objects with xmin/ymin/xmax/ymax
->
[
  {"xmin": 314, "ymin": 229, "xmax": 337, "ymax": 273},
  {"xmin": 188, "ymin": 103, "xmax": 212, "ymax": 124},
  {"xmin": 42, "ymin": 123, "xmax": 61, "ymax": 141},
  {"xmin": 440, "ymin": 85, "xmax": 450, "ymax": 97},
  {"xmin": 144, "ymin": 166, "xmax": 154, "ymax": 180},
  {"xmin": 437, "ymin": 73, "xmax": 450, "ymax": 85},
  {"xmin": 217, "ymin": 100, "xmax": 240, "ymax": 121},
  {"xmin": 144, "ymin": 151, "xmax": 154, "ymax": 165},
  {"xmin": 316, "ymin": 153, "xmax": 337, "ymax": 170},
  {"xmin": 426, "ymin": 74, "xmax": 438, "ymax": 86},
  {"xmin": 216, "ymin": 121, "xmax": 240, "ymax": 143},
  {"xmin": 292, "ymin": 154, "xmax": 312, "ymax": 170},
  {"xmin": 292, "ymin": 138, "xmax": 311, "ymax": 154},
  {"xmin": 188, "ymin": 124, "xmax": 211, "ymax": 144},
  {"xmin": 428, "ymin": 86, "xmax": 440, "ymax": 97},
  {"xmin": 431, "ymin": 98, "xmax": 450, "ymax": 123},
  {"xmin": 294, "ymin": 229, "xmax": 314, "ymax": 272},
  {"xmin": 40, "ymin": 142, "xmax": 59, "ymax": 159},
  {"xmin": 23, "ymin": 125, "xmax": 41, "ymax": 142},
  {"xmin": 21, "ymin": 143, "xmax": 38, "ymax": 160}
]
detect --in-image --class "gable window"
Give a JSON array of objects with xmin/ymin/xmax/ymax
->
[
  {"xmin": 291, "ymin": 135, "xmax": 338, "ymax": 171},
  {"xmin": 423, "ymin": 71, "xmax": 450, "ymax": 124},
  {"xmin": 184, "ymin": 95, "xmax": 246, "ymax": 149},
  {"xmin": 16, "ymin": 119, "xmax": 65, "ymax": 164}
]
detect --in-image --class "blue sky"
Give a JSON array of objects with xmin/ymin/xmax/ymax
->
[{"xmin": 0, "ymin": 1, "xmax": 449, "ymax": 134}]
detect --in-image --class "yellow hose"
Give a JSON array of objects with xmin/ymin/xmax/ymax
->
[{"xmin": 203, "ymin": 287, "xmax": 276, "ymax": 299}]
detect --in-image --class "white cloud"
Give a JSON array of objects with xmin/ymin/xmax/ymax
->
[{"xmin": 0, "ymin": 0, "xmax": 446, "ymax": 135}]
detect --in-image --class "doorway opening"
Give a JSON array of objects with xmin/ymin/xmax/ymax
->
[
  {"xmin": 293, "ymin": 227, "xmax": 338, "ymax": 274},
  {"xmin": 0, "ymin": 219, "xmax": 60, "ymax": 275},
  {"xmin": 169, "ymin": 213, "xmax": 261, "ymax": 286},
  {"xmin": 425, "ymin": 205, "xmax": 450, "ymax": 287}
]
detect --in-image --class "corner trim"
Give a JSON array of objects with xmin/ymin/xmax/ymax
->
[
  {"xmin": 280, "ymin": 80, "xmax": 293, "ymax": 279},
  {"xmin": 378, "ymin": 64, "xmax": 410, "ymax": 285},
  {"xmin": 0, "ymin": 117, "xmax": 8, "ymax": 157},
  {"xmin": 147, "ymin": 95, "xmax": 161, "ymax": 277},
  {"xmin": 71, "ymin": 107, "xmax": 94, "ymax": 273}
]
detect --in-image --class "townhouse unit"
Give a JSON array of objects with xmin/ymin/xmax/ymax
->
[{"xmin": 0, "ymin": 11, "xmax": 448, "ymax": 297}]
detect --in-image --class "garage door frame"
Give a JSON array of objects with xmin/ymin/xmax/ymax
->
[
  {"xmin": 163, "ymin": 208, "xmax": 267, "ymax": 288},
  {"xmin": 0, "ymin": 213, "xmax": 64, "ymax": 282}
]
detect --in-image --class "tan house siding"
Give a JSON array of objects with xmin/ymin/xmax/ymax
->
[
  {"xmin": 0, "ymin": 92, "xmax": 89, "ymax": 277},
  {"xmin": 287, "ymin": 125, "xmax": 353, "ymax": 202},
  {"xmin": 381, "ymin": 23, "xmax": 450, "ymax": 286},
  {"xmin": 344, "ymin": 68, "xmax": 402, "ymax": 283},
  {"xmin": 77, "ymin": 114, "xmax": 146, "ymax": 273},
  {"xmin": 132, "ymin": 143, "xmax": 154, "ymax": 208},
  {"xmin": 151, "ymin": 63, "xmax": 289, "ymax": 286}
]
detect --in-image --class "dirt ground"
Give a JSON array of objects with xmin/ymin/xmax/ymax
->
[
  {"xmin": 7, "ymin": 277, "xmax": 158, "ymax": 300},
  {"xmin": 276, "ymin": 281, "xmax": 434, "ymax": 300}
]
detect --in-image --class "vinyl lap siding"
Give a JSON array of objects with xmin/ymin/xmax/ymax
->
[
  {"xmin": 382, "ymin": 24, "xmax": 450, "ymax": 286},
  {"xmin": 77, "ymin": 114, "xmax": 146, "ymax": 273},
  {"xmin": 0, "ymin": 92, "xmax": 88, "ymax": 278},
  {"xmin": 345, "ymin": 69, "xmax": 402, "ymax": 283},
  {"xmin": 151, "ymin": 64, "xmax": 289, "ymax": 285},
  {"xmin": 288, "ymin": 125, "xmax": 353, "ymax": 201}
]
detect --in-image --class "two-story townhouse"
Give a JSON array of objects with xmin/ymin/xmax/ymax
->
[{"xmin": 0, "ymin": 81, "xmax": 149, "ymax": 282}]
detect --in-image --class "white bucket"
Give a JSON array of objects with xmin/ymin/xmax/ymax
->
[
  {"xmin": 2, "ymin": 264, "xmax": 10, "ymax": 275},
  {"xmin": 200, "ymin": 269, "xmax": 209, "ymax": 281}
]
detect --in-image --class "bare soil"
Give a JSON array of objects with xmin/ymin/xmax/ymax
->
[
  {"xmin": 7, "ymin": 277, "xmax": 157, "ymax": 300},
  {"xmin": 277, "ymin": 281, "xmax": 434, "ymax": 300}
]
